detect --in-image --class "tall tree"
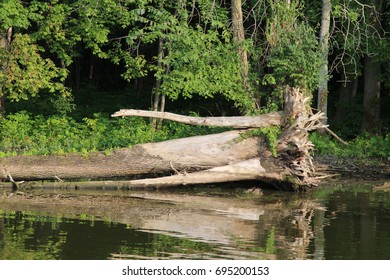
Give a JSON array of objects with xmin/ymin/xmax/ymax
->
[
  {"xmin": 116, "ymin": 0, "xmax": 255, "ymax": 113},
  {"xmin": 231, "ymin": 0, "xmax": 257, "ymax": 110},
  {"xmin": 361, "ymin": 0, "xmax": 383, "ymax": 134},
  {"xmin": 317, "ymin": 0, "xmax": 331, "ymax": 123},
  {"xmin": 0, "ymin": 27, "xmax": 12, "ymax": 115},
  {"xmin": 151, "ymin": 35, "xmax": 166, "ymax": 129},
  {"xmin": 263, "ymin": 0, "xmax": 323, "ymax": 108},
  {"xmin": 333, "ymin": 77, "xmax": 358, "ymax": 130}
]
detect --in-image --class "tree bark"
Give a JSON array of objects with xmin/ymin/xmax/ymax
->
[
  {"xmin": 112, "ymin": 109, "xmax": 282, "ymax": 128},
  {"xmin": 231, "ymin": 0, "xmax": 248, "ymax": 81},
  {"xmin": 0, "ymin": 96, "xmax": 4, "ymax": 116},
  {"xmin": 361, "ymin": 0, "xmax": 383, "ymax": 134},
  {"xmin": 105, "ymin": 158, "xmax": 287, "ymax": 189},
  {"xmin": 333, "ymin": 77, "xmax": 358, "ymax": 127},
  {"xmin": 0, "ymin": 130, "xmax": 264, "ymax": 181},
  {"xmin": 317, "ymin": 0, "xmax": 331, "ymax": 123},
  {"xmin": 151, "ymin": 36, "xmax": 165, "ymax": 129},
  {"xmin": 362, "ymin": 54, "xmax": 381, "ymax": 133},
  {"xmin": 231, "ymin": 0, "xmax": 258, "ymax": 109},
  {"xmin": 0, "ymin": 27, "xmax": 12, "ymax": 116}
]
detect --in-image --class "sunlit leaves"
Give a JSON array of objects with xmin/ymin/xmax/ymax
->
[
  {"xmin": 158, "ymin": 26, "xmax": 248, "ymax": 107},
  {"xmin": 115, "ymin": 0, "xmax": 253, "ymax": 110},
  {"xmin": 0, "ymin": 34, "xmax": 69, "ymax": 101},
  {"xmin": 0, "ymin": 0, "xmax": 30, "ymax": 29},
  {"xmin": 264, "ymin": 23, "xmax": 323, "ymax": 95}
]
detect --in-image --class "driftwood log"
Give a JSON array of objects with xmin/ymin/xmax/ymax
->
[{"xmin": 0, "ymin": 87, "xmax": 326, "ymax": 190}]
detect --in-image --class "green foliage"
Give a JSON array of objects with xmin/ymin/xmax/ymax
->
[
  {"xmin": 259, "ymin": 1, "xmax": 324, "ymax": 110},
  {"xmin": 29, "ymin": 0, "xmax": 125, "ymax": 64},
  {"xmin": 0, "ymin": 112, "xmax": 140, "ymax": 156},
  {"xmin": 310, "ymin": 132, "xmax": 390, "ymax": 160},
  {"xmin": 0, "ymin": 0, "xmax": 30, "ymax": 30},
  {"xmin": 0, "ymin": 0, "xmax": 124, "ymax": 105},
  {"xmin": 0, "ymin": 111, "xmax": 226, "ymax": 157},
  {"xmin": 158, "ymin": 26, "xmax": 252, "ymax": 110},
  {"xmin": 112, "ymin": 0, "xmax": 253, "ymax": 111},
  {"xmin": 0, "ymin": 33, "xmax": 69, "ymax": 101},
  {"xmin": 264, "ymin": 23, "xmax": 324, "ymax": 96},
  {"xmin": 238, "ymin": 127, "xmax": 282, "ymax": 157}
]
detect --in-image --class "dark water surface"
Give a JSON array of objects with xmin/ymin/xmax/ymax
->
[{"xmin": 0, "ymin": 182, "xmax": 389, "ymax": 260}]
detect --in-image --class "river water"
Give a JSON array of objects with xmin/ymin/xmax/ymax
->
[{"xmin": 0, "ymin": 181, "xmax": 389, "ymax": 260}]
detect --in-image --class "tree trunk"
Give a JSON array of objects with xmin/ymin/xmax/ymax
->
[
  {"xmin": 112, "ymin": 109, "xmax": 282, "ymax": 128},
  {"xmin": 231, "ymin": 0, "xmax": 248, "ymax": 81},
  {"xmin": 231, "ymin": 0, "xmax": 258, "ymax": 109},
  {"xmin": 361, "ymin": 1, "xmax": 383, "ymax": 134},
  {"xmin": 151, "ymin": 36, "xmax": 164, "ymax": 129},
  {"xmin": 362, "ymin": 54, "xmax": 381, "ymax": 133},
  {"xmin": 0, "ymin": 130, "xmax": 263, "ymax": 181},
  {"xmin": 317, "ymin": 0, "xmax": 331, "ymax": 123},
  {"xmin": 0, "ymin": 27, "xmax": 12, "ymax": 116},
  {"xmin": 333, "ymin": 77, "xmax": 358, "ymax": 127},
  {"xmin": 0, "ymin": 96, "xmax": 4, "ymax": 116}
]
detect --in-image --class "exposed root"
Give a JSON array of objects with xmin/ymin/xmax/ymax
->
[{"xmin": 277, "ymin": 87, "xmax": 328, "ymax": 188}]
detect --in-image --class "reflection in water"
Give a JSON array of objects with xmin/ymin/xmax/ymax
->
[{"xmin": 0, "ymin": 183, "xmax": 389, "ymax": 260}]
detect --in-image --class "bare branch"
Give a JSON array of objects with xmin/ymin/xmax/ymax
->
[{"xmin": 112, "ymin": 109, "xmax": 282, "ymax": 128}]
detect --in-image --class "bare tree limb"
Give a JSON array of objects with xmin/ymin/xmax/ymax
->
[{"xmin": 112, "ymin": 109, "xmax": 282, "ymax": 128}]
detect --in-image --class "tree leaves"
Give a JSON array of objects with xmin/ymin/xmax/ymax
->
[{"xmin": 0, "ymin": 34, "xmax": 69, "ymax": 101}]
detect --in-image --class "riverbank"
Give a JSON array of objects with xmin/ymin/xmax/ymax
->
[{"xmin": 315, "ymin": 156, "xmax": 390, "ymax": 181}]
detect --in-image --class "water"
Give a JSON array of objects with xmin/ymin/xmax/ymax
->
[{"xmin": 0, "ymin": 182, "xmax": 389, "ymax": 260}]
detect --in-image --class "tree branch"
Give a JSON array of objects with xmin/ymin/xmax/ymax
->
[{"xmin": 112, "ymin": 109, "xmax": 282, "ymax": 128}]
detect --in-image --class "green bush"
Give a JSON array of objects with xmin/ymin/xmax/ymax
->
[
  {"xmin": 310, "ymin": 132, "xmax": 390, "ymax": 160},
  {"xmin": 0, "ymin": 112, "xmax": 155, "ymax": 156},
  {"xmin": 0, "ymin": 112, "xmax": 227, "ymax": 157}
]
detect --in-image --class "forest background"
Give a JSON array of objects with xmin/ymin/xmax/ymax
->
[{"xmin": 0, "ymin": 0, "xmax": 389, "ymax": 161}]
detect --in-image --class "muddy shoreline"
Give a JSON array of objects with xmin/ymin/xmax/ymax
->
[{"xmin": 314, "ymin": 156, "xmax": 390, "ymax": 180}]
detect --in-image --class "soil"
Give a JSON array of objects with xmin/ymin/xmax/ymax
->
[{"xmin": 315, "ymin": 156, "xmax": 390, "ymax": 180}]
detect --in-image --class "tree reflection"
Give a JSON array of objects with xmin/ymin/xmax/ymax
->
[
  {"xmin": 0, "ymin": 211, "xmax": 66, "ymax": 259},
  {"xmin": 0, "ymin": 185, "xmax": 389, "ymax": 260}
]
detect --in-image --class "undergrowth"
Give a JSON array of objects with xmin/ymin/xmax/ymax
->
[
  {"xmin": 1, "ymin": 110, "xmax": 388, "ymax": 161},
  {"xmin": 310, "ymin": 132, "xmax": 390, "ymax": 161},
  {"xmin": 0, "ymin": 111, "xmax": 225, "ymax": 157}
]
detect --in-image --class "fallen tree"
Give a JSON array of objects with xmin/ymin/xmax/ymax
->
[
  {"xmin": 110, "ymin": 86, "xmax": 326, "ymax": 190},
  {"xmin": 0, "ymin": 87, "xmax": 326, "ymax": 190},
  {"xmin": 111, "ymin": 109, "xmax": 282, "ymax": 128}
]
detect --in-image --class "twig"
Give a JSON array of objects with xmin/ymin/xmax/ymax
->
[
  {"xmin": 324, "ymin": 127, "xmax": 349, "ymax": 145},
  {"xmin": 169, "ymin": 161, "xmax": 183, "ymax": 175},
  {"xmin": 7, "ymin": 173, "xmax": 18, "ymax": 192},
  {"xmin": 54, "ymin": 175, "xmax": 64, "ymax": 182}
]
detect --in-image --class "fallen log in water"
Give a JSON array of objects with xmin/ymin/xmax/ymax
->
[{"xmin": 0, "ymin": 87, "xmax": 326, "ymax": 190}]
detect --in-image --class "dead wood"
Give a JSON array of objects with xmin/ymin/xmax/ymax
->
[
  {"xmin": 0, "ymin": 130, "xmax": 264, "ymax": 181},
  {"xmin": 275, "ymin": 87, "xmax": 327, "ymax": 187},
  {"xmin": 109, "ymin": 87, "xmax": 327, "ymax": 190},
  {"xmin": 112, "ymin": 109, "xmax": 282, "ymax": 128},
  {"xmin": 110, "ymin": 158, "xmax": 287, "ymax": 188}
]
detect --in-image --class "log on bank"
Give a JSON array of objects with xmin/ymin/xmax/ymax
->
[{"xmin": 0, "ymin": 87, "xmax": 326, "ymax": 190}]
